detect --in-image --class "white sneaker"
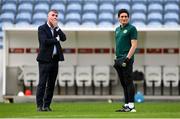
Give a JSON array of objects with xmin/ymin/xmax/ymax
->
[{"xmin": 130, "ymin": 108, "xmax": 136, "ymax": 112}]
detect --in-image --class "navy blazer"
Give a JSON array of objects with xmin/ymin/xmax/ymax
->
[{"xmin": 36, "ymin": 22, "xmax": 66, "ymax": 62}]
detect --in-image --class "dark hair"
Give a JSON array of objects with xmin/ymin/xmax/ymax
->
[
  {"xmin": 49, "ymin": 9, "xmax": 58, "ymax": 14},
  {"xmin": 118, "ymin": 9, "xmax": 129, "ymax": 18}
]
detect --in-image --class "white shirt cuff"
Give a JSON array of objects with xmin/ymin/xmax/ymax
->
[{"xmin": 56, "ymin": 36, "xmax": 60, "ymax": 41}]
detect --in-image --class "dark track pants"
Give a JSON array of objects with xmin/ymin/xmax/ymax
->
[{"xmin": 114, "ymin": 63, "xmax": 135, "ymax": 103}]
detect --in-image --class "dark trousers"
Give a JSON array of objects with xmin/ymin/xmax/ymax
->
[
  {"xmin": 114, "ymin": 63, "xmax": 135, "ymax": 103},
  {"xmin": 36, "ymin": 56, "xmax": 58, "ymax": 108}
]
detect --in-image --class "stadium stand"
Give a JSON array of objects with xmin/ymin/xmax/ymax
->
[{"xmin": 0, "ymin": 0, "xmax": 179, "ymax": 26}]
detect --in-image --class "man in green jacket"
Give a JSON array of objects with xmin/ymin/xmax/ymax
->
[{"xmin": 114, "ymin": 9, "xmax": 138, "ymax": 112}]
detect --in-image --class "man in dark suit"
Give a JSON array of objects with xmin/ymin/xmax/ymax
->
[{"xmin": 36, "ymin": 9, "xmax": 66, "ymax": 112}]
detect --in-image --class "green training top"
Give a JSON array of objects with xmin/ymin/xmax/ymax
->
[{"xmin": 115, "ymin": 23, "xmax": 137, "ymax": 59}]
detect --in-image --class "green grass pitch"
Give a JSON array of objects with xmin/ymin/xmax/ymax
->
[{"xmin": 0, "ymin": 102, "xmax": 180, "ymax": 118}]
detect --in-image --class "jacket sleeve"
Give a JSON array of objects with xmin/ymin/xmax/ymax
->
[
  {"xmin": 55, "ymin": 28, "xmax": 66, "ymax": 42},
  {"xmin": 38, "ymin": 26, "xmax": 58, "ymax": 46}
]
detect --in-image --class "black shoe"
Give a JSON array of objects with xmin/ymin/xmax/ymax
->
[
  {"xmin": 115, "ymin": 105, "xmax": 127, "ymax": 112},
  {"xmin": 43, "ymin": 107, "xmax": 52, "ymax": 112},
  {"xmin": 37, "ymin": 107, "xmax": 44, "ymax": 112},
  {"xmin": 115, "ymin": 106, "xmax": 136, "ymax": 112}
]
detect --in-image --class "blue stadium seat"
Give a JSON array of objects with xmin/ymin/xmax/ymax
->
[
  {"xmin": 66, "ymin": 2, "xmax": 82, "ymax": 13},
  {"xmin": 131, "ymin": 0, "xmax": 147, "ymax": 3},
  {"xmin": 115, "ymin": 2, "xmax": 131, "ymax": 14},
  {"xmin": 1, "ymin": 21, "xmax": 14, "ymax": 26},
  {"xmin": 67, "ymin": 0, "xmax": 82, "ymax": 4},
  {"xmin": 131, "ymin": 20, "xmax": 146, "ymax": 27},
  {"xmin": 99, "ymin": 2, "xmax": 114, "ymax": 14},
  {"xmin": 34, "ymin": 0, "xmax": 50, "ymax": 2},
  {"xmin": 98, "ymin": 21, "xmax": 113, "ymax": 27},
  {"xmin": 0, "ymin": 12, "xmax": 15, "ymax": 24},
  {"xmin": 164, "ymin": 0, "xmax": 179, "ymax": 3},
  {"xmin": 82, "ymin": 12, "xmax": 97, "ymax": 24},
  {"xmin": 84, "ymin": 0, "xmax": 98, "ymax": 3},
  {"xmin": 58, "ymin": 12, "xmax": 65, "ymax": 24},
  {"xmin": 65, "ymin": 21, "xmax": 81, "ymax": 27},
  {"xmin": 164, "ymin": 12, "xmax": 179, "ymax": 25},
  {"xmin": 16, "ymin": 21, "xmax": 31, "ymax": 26},
  {"xmin": 147, "ymin": 21, "xmax": 162, "ymax": 26},
  {"xmin": 34, "ymin": 2, "xmax": 49, "ymax": 14},
  {"xmin": 51, "ymin": 0, "xmax": 66, "ymax": 4},
  {"xmin": 18, "ymin": 0, "xmax": 34, "ymax": 3},
  {"xmin": 16, "ymin": 12, "xmax": 32, "ymax": 24},
  {"xmin": 81, "ymin": 21, "xmax": 97, "ymax": 27},
  {"xmin": 131, "ymin": 12, "xmax": 146, "ymax": 22},
  {"xmin": 65, "ymin": 12, "xmax": 81, "ymax": 24},
  {"xmin": 115, "ymin": 0, "xmax": 131, "ymax": 4},
  {"xmin": 18, "ymin": 2, "xmax": 33, "ymax": 13},
  {"xmin": 131, "ymin": 2, "xmax": 147, "ymax": 14},
  {"xmin": 164, "ymin": 21, "xmax": 179, "ymax": 26},
  {"xmin": 131, "ymin": 12, "xmax": 146, "ymax": 26},
  {"xmin": 164, "ymin": 3, "xmax": 179, "ymax": 13},
  {"xmin": 148, "ymin": 2, "xmax": 163, "ymax": 13},
  {"xmin": 98, "ymin": 12, "xmax": 114, "ymax": 25},
  {"xmin": 32, "ymin": 12, "xmax": 47, "ymax": 25},
  {"xmin": 148, "ymin": 0, "xmax": 163, "ymax": 3},
  {"xmin": 50, "ymin": 2, "xmax": 66, "ymax": 14},
  {"xmin": 1, "ymin": 2, "xmax": 17, "ymax": 13},
  {"xmin": 2, "ymin": 0, "xmax": 17, "ymax": 4},
  {"xmin": 83, "ymin": 2, "xmax": 98, "ymax": 14},
  {"xmin": 99, "ymin": 0, "xmax": 114, "ymax": 3},
  {"xmin": 147, "ymin": 12, "xmax": 163, "ymax": 26}
]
